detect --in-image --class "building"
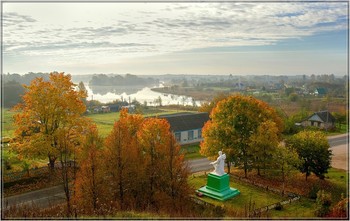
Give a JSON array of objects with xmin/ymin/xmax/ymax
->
[
  {"xmin": 158, "ymin": 112, "xmax": 210, "ymax": 145},
  {"xmin": 300, "ymin": 110, "xmax": 335, "ymax": 130},
  {"xmin": 314, "ymin": 88, "xmax": 327, "ymax": 97}
]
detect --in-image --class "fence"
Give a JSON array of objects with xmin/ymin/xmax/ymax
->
[
  {"xmin": 3, "ymin": 161, "xmax": 77, "ymax": 183},
  {"xmin": 3, "ymin": 166, "xmax": 49, "ymax": 183}
]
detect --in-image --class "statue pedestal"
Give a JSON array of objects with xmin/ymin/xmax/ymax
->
[{"xmin": 197, "ymin": 173, "xmax": 240, "ymax": 201}]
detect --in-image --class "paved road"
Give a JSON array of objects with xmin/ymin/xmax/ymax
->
[
  {"xmin": 328, "ymin": 133, "xmax": 348, "ymax": 171},
  {"xmin": 3, "ymin": 185, "xmax": 66, "ymax": 209},
  {"xmin": 327, "ymin": 134, "xmax": 348, "ymax": 146},
  {"xmin": 3, "ymin": 133, "xmax": 348, "ymax": 209},
  {"xmin": 187, "ymin": 158, "xmax": 212, "ymax": 173}
]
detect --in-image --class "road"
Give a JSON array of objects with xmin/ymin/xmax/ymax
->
[
  {"xmin": 3, "ymin": 133, "xmax": 348, "ymax": 209},
  {"xmin": 3, "ymin": 185, "xmax": 66, "ymax": 209},
  {"xmin": 327, "ymin": 133, "xmax": 348, "ymax": 171}
]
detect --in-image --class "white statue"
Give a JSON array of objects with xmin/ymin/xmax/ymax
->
[{"xmin": 210, "ymin": 151, "xmax": 226, "ymax": 176}]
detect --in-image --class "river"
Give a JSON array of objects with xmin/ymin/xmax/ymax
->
[{"xmin": 82, "ymin": 82, "xmax": 201, "ymax": 106}]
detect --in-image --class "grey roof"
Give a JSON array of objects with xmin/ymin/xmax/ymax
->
[
  {"xmin": 158, "ymin": 112, "xmax": 210, "ymax": 132},
  {"xmin": 308, "ymin": 111, "xmax": 335, "ymax": 123}
]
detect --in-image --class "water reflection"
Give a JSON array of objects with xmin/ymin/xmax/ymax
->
[{"xmin": 84, "ymin": 83, "xmax": 201, "ymax": 106}]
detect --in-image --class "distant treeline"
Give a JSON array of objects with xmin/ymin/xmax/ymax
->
[
  {"xmin": 89, "ymin": 74, "xmax": 158, "ymax": 86},
  {"xmin": 3, "ymin": 72, "xmax": 50, "ymax": 85},
  {"xmin": 3, "ymin": 72, "xmax": 51, "ymax": 108}
]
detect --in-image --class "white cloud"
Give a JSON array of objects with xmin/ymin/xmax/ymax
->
[{"xmin": 2, "ymin": 2, "xmax": 348, "ymax": 74}]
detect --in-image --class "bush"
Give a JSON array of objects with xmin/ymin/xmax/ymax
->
[
  {"xmin": 308, "ymin": 183, "xmax": 321, "ymax": 200},
  {"xmin": 315, "ymin": 190, "xmax": 332, "ymax": 217}
]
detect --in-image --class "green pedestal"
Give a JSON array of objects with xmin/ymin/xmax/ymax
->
[{"xmin": 197, "ymin": 173, "xmax": 240, "ymax": 201}]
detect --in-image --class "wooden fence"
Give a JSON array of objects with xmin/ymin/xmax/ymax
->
[{"xmin": 3, "ymin": 166, "xmax": 49, "ymax": 183}]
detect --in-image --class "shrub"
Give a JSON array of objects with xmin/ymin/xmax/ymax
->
[
  {"xmin": 308, "ymin": 183, "xmax": 321, "ymax": 200},
  {"xmin": 315, "ymin": 190, "xmax": 332, "ymax": 217}
]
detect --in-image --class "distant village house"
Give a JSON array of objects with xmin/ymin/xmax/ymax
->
[{"xmin": 300, "ymin": 111, "xmax": 335, "ymax": 130}]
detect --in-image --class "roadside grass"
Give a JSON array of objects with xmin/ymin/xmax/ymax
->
[
  {"xmin": 326, "ymin": 124, "xmax": 348, "ymax": 136},
  {"xmin": 181, "ymin": 144, "xmax": 203, "ymax": 160}
]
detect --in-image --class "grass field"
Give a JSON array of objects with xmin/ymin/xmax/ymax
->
[{"xmin": 2, "ymin": 108, "xmax": 16, "ymax": 138}]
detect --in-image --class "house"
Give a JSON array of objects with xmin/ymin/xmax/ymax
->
[
  {"xmin": 158, "ymin": 112, "xmax": 210, "ymax": 145},
  {"xmin": 300, "ymin": 111, "xmax": 335, "ymax": 130},
  {"xmin": 314, "ymin": 88, "xmax": 327, "ymax": 97},
  {"xmin": 101, "ymin": 106, "xmax": 110, "ymax": 113}
]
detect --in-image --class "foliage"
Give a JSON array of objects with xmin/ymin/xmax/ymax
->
[
  {"xmin": 272, "ymin": 144, "xmax": 301, "ymax": 195},
  {"xmin": 327, "ymin": 196, "xmax": 349, "ymax": 218},
  {"xmin": 200, "ymin": 94, "xmax": 283, "ymax": 177},
  {"xmin": 12, "ymin": 72, "xmax": 88, "ymax": 169},
  {"xmin": 315, "ymin": 190, "xmax": 332, "ymax": 217},
  {"xmin": 73, "ymin": 109, "xmax": 193, "ymax": 216},
  {"xmin": 287, "ymin": 131, "xmax": 332, "ymax": 180},
  {"xmin": 74, "ymin": 125, "xmax": 105, "ymax": 214},
  {"xmin": 249, "ymin": 120, "xmax": 280, "ymax": 175}
]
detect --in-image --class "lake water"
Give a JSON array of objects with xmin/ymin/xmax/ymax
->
[{"xmin": 82, "ymin": 82, "xmax": 202, "ymax": 106}]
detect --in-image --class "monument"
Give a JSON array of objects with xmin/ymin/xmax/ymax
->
[{"xmin": 197, "ymin": 151, "xmax": 240, "ymax": 201}]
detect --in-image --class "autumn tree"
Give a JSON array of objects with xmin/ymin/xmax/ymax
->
[
  {"xmin": 287, "ymin": 131, "xmax": 332, "ymax": 180},
  {"xmin": 272, "ymin": 144, "xmax": 301, "ymax": 195},
  {"xmin": 74, "ymin": 125, "xmax": 105, "ymax": 215},
  {"xmin": 104, "ymin": 109, "xmax": 144, "ymax": 210},
  {"xmin": 249, "ymin": 120, "xmax": 280, "ymax": 175},
  {"xmin": 200, "ymin": 94, "xmax": 283, "ymax": 177},
  {"xmin": 137, "ymin": 117, "xmax": 191, "ymax": 213},
  {"xmin": 13, "ymin": 72, "xmax": 87, "ymax": 169}
]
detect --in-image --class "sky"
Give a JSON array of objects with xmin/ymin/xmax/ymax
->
[{"xmin": 2, "ymin": 2, "xmax": 348, "ymax": 76}]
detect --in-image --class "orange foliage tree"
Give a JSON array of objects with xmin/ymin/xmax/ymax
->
[
  {"xmin": 74, "ymin": 125, "xmax": 105, "ymax": 215},
  {"xmin": 137, "ymin": 118, "xmax": 191, "ymax": 212},
  {"xmin": 200, "ymin": 94, "xmax": 283, "ymax": 177},
  {"xmin": 13, "ymin": 72, "xmax": 87, "ymax": 169},
  {"xmin": 104, "ymin": 109, "xmax": 144, "ymax": 210}
]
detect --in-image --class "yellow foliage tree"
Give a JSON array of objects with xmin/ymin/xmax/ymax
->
[{"xmin": 200, "ymin": 94, "xmax": 283, "ymax": 177}]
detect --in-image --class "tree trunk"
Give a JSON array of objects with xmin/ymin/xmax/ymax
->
[
  {"xmin": 226, "ymin": 161, "xmax": 231, "ymax": 174},
  {"xmin": 48, "ymin": 155, "xmax": 56, "ymax": 170}
]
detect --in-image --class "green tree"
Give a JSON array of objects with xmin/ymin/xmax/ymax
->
[
  {"xmin": 272, "ymin": 144, "xmax": 301, "ymax": 195},
  {"xmin": 200, "ymin": 94, "xmax": 283, "ymax": 177},
  {"xmin": 249, "ymin": 120, "xmax": 280, "ymax": 176},
  {"xmin": 287, "ymin": 131, "xmax": 332, "ymax": 180}
]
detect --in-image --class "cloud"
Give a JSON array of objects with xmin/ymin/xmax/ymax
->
[
  {"xmin": 3, "ymin": 12, "xmax": 36, "ymax": 26},
  {"xmin": 2, "ymin": 2, "xmax": 347, "ymax": 74}
]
